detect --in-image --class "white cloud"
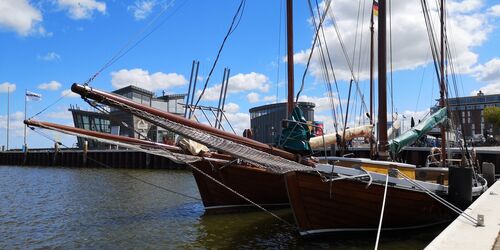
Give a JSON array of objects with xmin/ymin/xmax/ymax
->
[
  {"xmin": 0, "ymin": 111, "xmax": 25, "ymax": 137},
  {"xmin": 297, "ymin": 94, "xmax": 340, "ymax": 112},
  {"xmin": 294, "ymin": 0, "xmax": 492, "ymax": 81},
  {"xmin": 224, "ymin": 102, "xmax": 239, "ymax": 113},
  {"xmin": 448, "ymin": 0, "xmax": 482, "ymax": 14},
  {"xmin": 128, "ymin": 0, "xmax": 156, "ymax": 20},
  {"xmin": 38, "ymin": 52, "xmax": 61, "ymax": 61},
  {"xmin": 474, "ymin": 58, "xmax": 500, "ymax": 83},
  {"xmin": 0, "ymin": 82, "xmax": 16, "ymax": 93},
  {"xmin": 223, "ymin": 112, "xmax": 250, "ymax": 136},
  {"xmin": 199, "ymin": 72, "xmax": 271, "ymax": 101},
  {"xmin": 38, "ymin": 80, "xmax": 62, "ymax": 91},
  {"xmin": 56, "ymin": 0, "xmax": 106, "ymax": 20},
  {"xmin": 470, "ymin": 58, "xmax": 500, "ymax": 95},
  {"xmin": 111, "ymin": 68, "xmax": 188, "ymax": 91},
  {"xmin": 471, "ymin": 83, "xmax": 500, "ymax": 95},
  {"xmin": 263, "ymin": 95, "xmax": 277, "ymax": 103},
  {"xmin": 247, "ymin": 92, "xmax": 260, "ymax": 103},
  {"xmin": 488, "ymin": 5, "xmax": 500, "ymax": 16},
  {"xmin": 0, "ymin": 0, "xmax": 44, "ymax": 36},
  {"xmin": 61, "ymin": 89, "xmax": 80, "ymax": 98}
]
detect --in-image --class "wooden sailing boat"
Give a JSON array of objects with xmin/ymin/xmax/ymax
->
[
  {"xmin": 69, "ymin": 83, "xmax": 314, "ymax": 212},
  {"xmin": 23, "ymin": 118, "xmax": 291, "ymax": 211},
  {"xmin": 283, "ymin": 0, "xmax": 487, "ymax": 236}
]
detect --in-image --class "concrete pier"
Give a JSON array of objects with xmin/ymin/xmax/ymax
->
[{"xmin": 426, "ymin": 180, "xmax": 500, "ymax": 250}]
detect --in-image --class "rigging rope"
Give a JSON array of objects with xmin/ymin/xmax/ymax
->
[
  {"xmin": 29, "ymin": 90, "xmax": 73, "ymax": 119},
  {"xmin": 83, "ymin": 0, "xmax": 189, "ymax": 85},
  {"xmin": 275, "ymin": 0, "xmax": 284, "ymax": 103},
  {"xmin": 192, "ymin": 0, "xmax": 247, "ymax": 110},
  {"xmin": 327, "ymin": 10, "xmax": 369, "ymax": 115},
  {"xmin": 303, "ymin": 0, "xmax": 341, "ymax": 133},
  {"xmin": 374, "ymin": 173, "xmax": 389, "ymax": 250},
  {"xmin": 29, "ymin": 0, "xmax": 190, "ymax": 120},
  {"xmin": 389, "ymin": 0, "xmax": 394, "ymax": 124}
]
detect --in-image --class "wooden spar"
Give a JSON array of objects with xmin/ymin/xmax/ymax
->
[
  {"xmin": 71, "ymin": 83, "xmax": 302, "ymax": 163},
  {"xmin": 24, "ymin": 119, "xmax": 234, "ymax": 161},
  {"xmin": 24, "ymin": 119, "xmax": 183, "ymax": 152},
  {"xmin": 440, "ymin": 0, "xmax": 447, "ymax": 167},
  {"xmin": 377, "ymin": 0, "xmax": 389, "ymax": 160},
  {"xmin": 370, "ymin": 2, "xmax": 375, "ymax": 158},
  {"xmin": 286, "ymin": 0, "xmax": 295, "ymax": 116}
]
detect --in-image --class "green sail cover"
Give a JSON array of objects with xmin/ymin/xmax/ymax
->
[
  {"xmin": 278, "ymin": 107, "xmax": 313, "ymax": 155},
  {"xmin": 389, "ymin": 107, "xmax": 447, "ymax": 155}
]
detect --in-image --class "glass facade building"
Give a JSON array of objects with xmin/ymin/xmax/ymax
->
[
  {"xmin": 70, "ymin": 85, "xmax": 187, "ymax": 149},
  {"xmin": 69, "ymin": 105, "xmax": 111, "ymax": 149}
]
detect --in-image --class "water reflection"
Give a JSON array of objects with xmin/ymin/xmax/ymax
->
[{"xmin": 0, "ymin": 166, "xmax": 442, "ymax": 249}]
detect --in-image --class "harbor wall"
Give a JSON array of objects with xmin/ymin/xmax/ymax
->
[
  {"xmin": 0, "ymin": 149, "xmax": 186, "ymax": 169},
  {"xmin": 0, "ymin": 147, "xmax": 498, "ymax": 172}
]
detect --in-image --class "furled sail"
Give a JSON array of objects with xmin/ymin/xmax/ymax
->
[
  {"xmin": 387, "ymin": 114, "xmax": 401, "ymax": 139},
  {"xmin": 309, "ymin": 125, "xmax": 373, "ymax": 150},
  {"xmin": 388, "ymin": 107, "xmax": 447, "ymax": 155}
]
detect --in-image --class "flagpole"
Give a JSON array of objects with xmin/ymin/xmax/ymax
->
[
  {"xmin": 6, "ymin": 86, "xmax": 10, "ymax": 150},
  {"xmin": 24, "ymin": 89, "xmax": 27, "ymax": 149}
]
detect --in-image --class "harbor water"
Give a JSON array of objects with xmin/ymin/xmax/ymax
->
[{"xmin": 0, "ymin": 166, "xmax": 445, "ymax": 249}]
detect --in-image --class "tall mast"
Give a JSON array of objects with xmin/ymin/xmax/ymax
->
[
  {"xmin": 440, "ymin": 0, "xmax": 447, "ymax": 166},
  {"xmin": 377, "ymin": 0, "xmax": 389, "ymax": 160},
  {"xmin": 286, "ymin": 0, "xmax": 295, "ymax": 116},
  {"xmin": 369, "ymin": 2, "xmax": 375, "ymax": 158},
  {"xmin": 6, "ymin": 86, "xmax": 10, "ymax": 150}
]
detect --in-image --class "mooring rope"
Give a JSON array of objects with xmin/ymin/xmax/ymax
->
[
  {"xmin": 374, "ymin": 173, "xmax": 389, "ymax": 250},
  {"xmin": 396, "ymin": 169, "xmax": 479, "ymax": 225}
]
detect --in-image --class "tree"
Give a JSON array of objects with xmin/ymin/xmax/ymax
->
[{"xmin": 483, "ymin": 106, "xmax": 500, "ymax": 135}]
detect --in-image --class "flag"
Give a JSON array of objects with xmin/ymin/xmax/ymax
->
[
  {"xmin": 373, "ymin": 1, "xmax": 379, "ymax": 16},
  {"xmin": 26, "ymin": 91, "xmax": 42, "ymax": 101}
]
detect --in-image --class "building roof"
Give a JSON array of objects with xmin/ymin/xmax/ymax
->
[
  {"xmin": 112, "ymin": 85, "xmax": 154, "ymax": 96},
  {"xmin": 156, "ymin": 93, "xmax": 188, "ymax": 101},
  {"xmin": 249, "ymin": 102, "xmax": 315, "ymax": 113}
]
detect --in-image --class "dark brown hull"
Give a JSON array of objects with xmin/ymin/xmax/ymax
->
[
  {"xmin": 285, "ymin": 171, "xmax": 456, "ymax": 235},
  {"xmin": 191, "ymin": 160, "xmax": 289, "ymax": 212}
]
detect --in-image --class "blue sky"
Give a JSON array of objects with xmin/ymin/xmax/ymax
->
[{"xmin": 1, "ymin": 0, "xmax": 500, "ymax": 149}]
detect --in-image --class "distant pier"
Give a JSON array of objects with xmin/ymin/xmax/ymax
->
[
  {"xmin": 0, "ymin": 146, "xmax": 498, "ymax": 171},
  {"xmin": 0, "ymin": 149, "xmax": 186, "ymax": 169}
]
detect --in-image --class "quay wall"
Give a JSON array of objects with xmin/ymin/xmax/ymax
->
[
  {"xmin": 0, "ymin": 149, "xmax": 186, "ymax": 169},
  {"xmin": 1, "ymin": 147, "xmax": 498, "ymax": 172}
]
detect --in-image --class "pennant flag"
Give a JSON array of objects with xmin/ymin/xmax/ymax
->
[
  {"xmin": 373, "ymin": 1, "xmax": 379, "ymax": 16},
  {"xmin": 26, "ymin": 91, "xmax": 42, "ymax": 101}
]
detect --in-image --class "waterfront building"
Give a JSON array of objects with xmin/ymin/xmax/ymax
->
[
  {"xmin": 69, "ymin": 105, "xmax": 111, "ymax": 149},
  {"xmin": 249, "ymin": 102, "xmax": 315, "ymax": 145},
  {"xmin": 440, "ymin": 91, "xmax": 500, "ymax": 140},
  {"xmin": 69, "ymin": 85, "xmax": 187, "ymax": 149}
]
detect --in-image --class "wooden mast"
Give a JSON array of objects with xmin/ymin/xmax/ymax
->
[
  {"xmin": 439, "ymin": 0, "xmax": 447, "ymax": 167},
  {"xmin": 377, "ymin": 0, "xmax": 389, "ymax": 160},
  {"xmin": 369, "ymin": 1, "xmax": 375, "ymax": 158},
  {"xmin": 286, "ymin": 0, "xmax": 295, "ymax": 116}
]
